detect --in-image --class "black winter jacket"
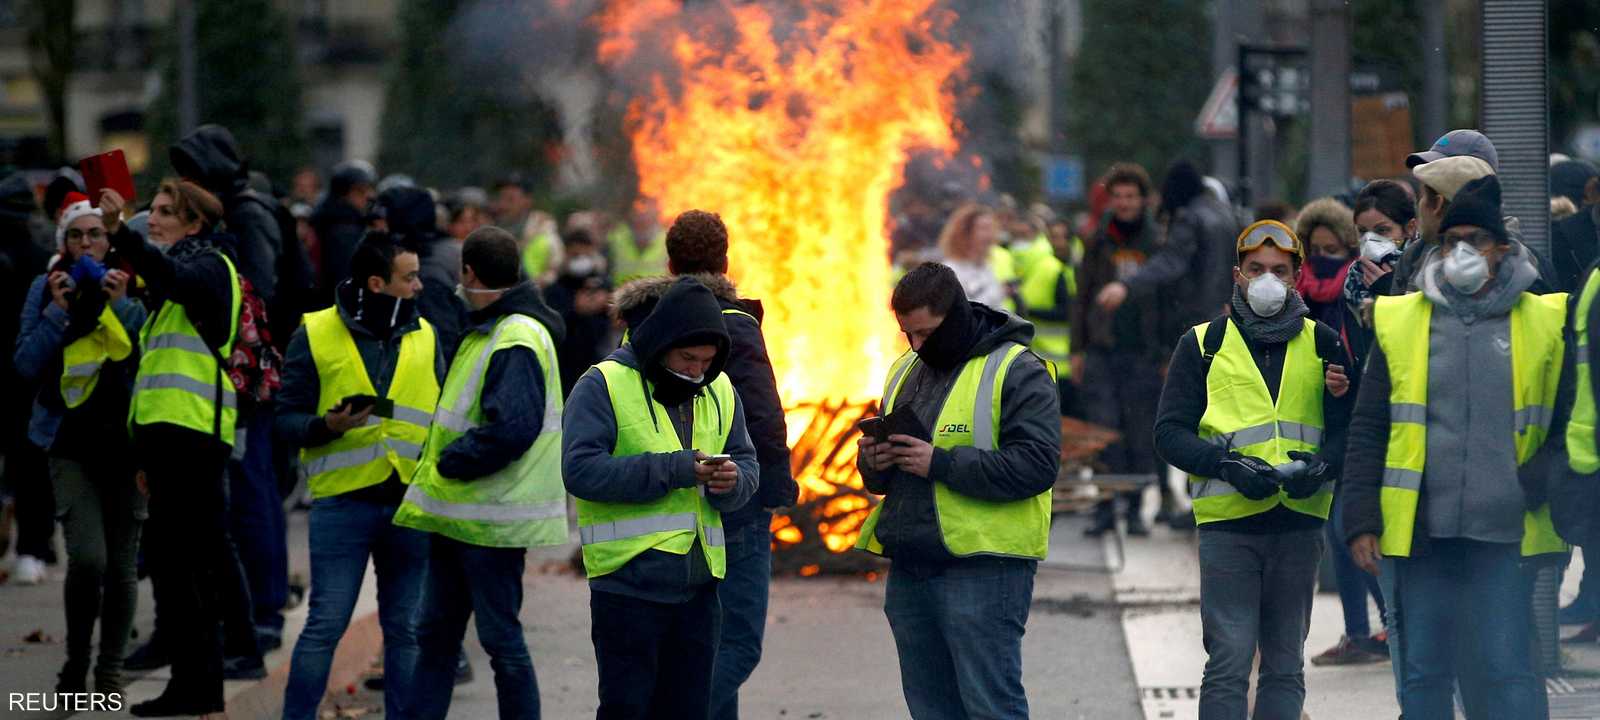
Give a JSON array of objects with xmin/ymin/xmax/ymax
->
[
  {"xmin": 858, "ymin": 304, "xmax": 1061, "ymax": 566},
  {"xmin": 170, "ymin": 125, "xmax": 283, "ymax": 304}
]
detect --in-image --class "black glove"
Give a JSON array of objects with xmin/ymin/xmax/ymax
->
[
  {"xmin": 1281, "ymin": 450, "xmax": 1334, "ymax": 499},
  {"xmin": 1217, "ymin": 453, "xmax": 1282, "ymax": 501}
]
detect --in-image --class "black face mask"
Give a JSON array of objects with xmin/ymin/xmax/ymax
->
[
  {"xmin": 646, "ymin": 363, "xmax": 706, "ymax": 408},
  {"xmin": 912, "ymin": 300, "xmax": 979, "ymax": 371},
  {"xmin": 1307, "ymin": 254, "xmax": 1347, "ymax": 279}
]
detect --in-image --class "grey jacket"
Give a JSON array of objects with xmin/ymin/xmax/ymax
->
[
  {"xmin": 857, "ymin": 304, "xmax": 1062, "ymax": 565},
  {"xmin": 562, "ymin": 344, "xmax": 759, "ymax": 602},
  {"xmin": 1341, "ymin": 245, "xmax": 1574, "ymax": 550}
]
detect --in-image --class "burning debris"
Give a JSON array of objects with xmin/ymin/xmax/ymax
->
[{"xmin": 599, "ymin": 0, "xmax": 967, "ymax": 571}]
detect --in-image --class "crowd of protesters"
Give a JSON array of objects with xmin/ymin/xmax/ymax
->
[{"xmin": 4, "ymin": 116, "xmax": 1600, "ymax": 720}]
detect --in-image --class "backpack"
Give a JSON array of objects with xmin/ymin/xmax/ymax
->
[
  {"xmin": 1197, "ymin": 316, "xmax": 1340, "ymax": 375},
  {"xmin": 225, "ymin": 274, "xmax": 284, "ymax": 407}
]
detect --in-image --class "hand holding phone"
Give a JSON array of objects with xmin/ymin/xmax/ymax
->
[
  {"xmin": 856, "ymin": 417, "xmax": 889, "ymax": 443},
  {"xmin": 693, "ymin": 451, "xmax": 738, "ymax": 494}
]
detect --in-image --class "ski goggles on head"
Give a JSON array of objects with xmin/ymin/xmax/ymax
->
[{"xmin": 1236, "ymin": 220, "xmax": 1304, "ymax": 261}]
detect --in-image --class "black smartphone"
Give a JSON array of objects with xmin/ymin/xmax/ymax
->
[
  {"xmin": 856, "ymin": 416, "xmax": 889, "ymax": 442},
  {"xmin": 338, "ymin": 395, "xmax": 394, "ymax": 418}
]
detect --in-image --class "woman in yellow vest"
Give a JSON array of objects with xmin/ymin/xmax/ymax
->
[
  {"xmin": 855, "ymin": 263, "xmax": 1061, "ymax": 719},
  {"xmin": 13, "ymin": 190, "xmax": 146, "ymax": 694},
  {"xmin": 1153, "ymin": 220, "xmax": 1350, "ymax": 720},
  {"xmin": 390, "ymin": 227, "xmax": 570, "ymax": 719},
  {"xmin": 110, "ymin": 179, "xmax": 243, "ymax": 718},
  {"xmin": 563, "ymin": 276, "xmax": 758, "ymax": 719},
  {"xmin": 1341, "ymin": 175, "xmax": 1568, "ymax": 719},
  {"xmin": 277, "ymin": 231, "xmax": 444, "ymax": 720}
]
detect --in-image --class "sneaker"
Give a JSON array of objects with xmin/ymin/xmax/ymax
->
[
  {"xmin": 1310, "ymin": 635, "xmax": 1388, "ymax": 666},
  {"xmin": 12, "ymin": 555, "xmax": 46, "ymax": 585},
  {"xmin": 1357, "ymin": 634, "xmax": 1390, "ymax": 657},
  {"xmin": 124, "ymin": 638, "xmax": 171, "ymax": 671}
]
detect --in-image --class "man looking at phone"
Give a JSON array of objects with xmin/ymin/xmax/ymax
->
[
  {"xmin": 275, "ymin": 231, "xmax": 444, "ymax": 720},
  {"xmin": 563, "ymin": 276, "xmax": 757, "ymax": 719},
  {"xmin": 391, "ymin": 226, "xmax": 569, "ymax": 719},
  {"xmin": 855, "ymin": 262, "xmax": 1060, "ymax": 719}
]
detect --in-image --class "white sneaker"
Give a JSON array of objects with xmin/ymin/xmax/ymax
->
[{"xmin": 12, "ymin": 555, "xmax": 46, "ymax": 585}]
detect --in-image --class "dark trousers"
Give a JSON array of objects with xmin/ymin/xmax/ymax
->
[
  {"xmin": 141, "ymin": 424, "xmax": 232, "ymax": 711},
  {"xmin": 710, "ymin": 516, "xmax": 773, "ymax": 720},
  {"xmin": 50, "ymin": 454, "xmax": 145, "ymax": 682},
  {"xmin": 1327, "ymin": 498, "xmax": 1385, "ymax": 639},
  {"xmin": 591, "ymin": 584, "xmax": 721, "ymax": 720},
  {"xmin": 1083, "ymin": 349, "xmax": 1164, "ymax": 520},
  {"xmin": 1395, "ymin": 540, "xmax": 1543, "ymax": 720},
  {"xmin": 408, "ymin": 535, "xmax": 537, "ymax": 720},
  {"xmin": 10, "ymin": 440, "xmax": 56, "ymax": 561},
  {"xmin": 218, "ymin": 463, "xmax": 263, "ymax": 664},
  {"xmin": 884, "ymin": 557, "xmax": 1035, "ymax": 720},
  {"xmin": 227, "ymin": 407, "xmax": 288, "ymax": 641},
  {"xmin": 1198, "ymin": 528, "xmax": 1323, "ymax": 720}
]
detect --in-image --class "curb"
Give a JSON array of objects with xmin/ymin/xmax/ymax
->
[{"xmin": 226, "ymin": 611, "xmax": 383, "ymax": 719}]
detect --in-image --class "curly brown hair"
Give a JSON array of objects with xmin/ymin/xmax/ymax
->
[
  {"xmin": 1102, "ymin": 162, "xmax": 1152, "ymax": 198},
  {"xmin": 666, "ymin": 209, "xmax": 729, "ymax": 275}
]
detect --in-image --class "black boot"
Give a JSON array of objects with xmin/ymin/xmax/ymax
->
[{"xmin": 56, "ymin": 660, "xmax": 88, "ymax": 694}]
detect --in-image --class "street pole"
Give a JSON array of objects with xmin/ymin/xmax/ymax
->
[
  {"xmin": 177, "ymin": 0, "xmax": 197, "ymax": 135},
  {"xmin": 1419, "ymin": 0, "xmax": 1448, "ymax": 145},
  {"xmin": 1307, "ymin": 0, "xmax": 1350, "ymax": 198}
]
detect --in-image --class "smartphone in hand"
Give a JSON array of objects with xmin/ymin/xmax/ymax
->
[
  {"xmin": 698, "ymin": 453, "xmax": 733, "ymax": 466},
  {"xmin": 856, "ymin": 417, "xmax": 889, "ymax": 442}
]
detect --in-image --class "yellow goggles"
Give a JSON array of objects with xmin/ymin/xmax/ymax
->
[{"xmin": 1236, "ymin": 220, "xmax": 1304, "ymax": 259}]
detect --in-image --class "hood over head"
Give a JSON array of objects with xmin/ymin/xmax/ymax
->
[
  {"xmin": 43, "ymin": 167, "xmax": 85, "ymax": 222},
  {"xmin": 170, "ymin": 124, "xmax": 247, "ymax": 197},
  {"xmin": 469, "ymin": 281, "xmax": 567, "ymax": 345},
  {"xmin": 377, "ymin": 186, "xmax": 441, "ymax": 241}
]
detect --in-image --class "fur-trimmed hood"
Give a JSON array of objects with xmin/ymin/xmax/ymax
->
[
  {"xmin": 611, "ymin": 272, "xmax": 741, "ymax": 326},
  {"xmin": 1295, "ymin": 197, "xmax": 1358, "ymax": 253}
]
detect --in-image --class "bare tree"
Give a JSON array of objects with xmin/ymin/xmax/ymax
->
[{"xmin": 22, "ymin": 0, "xmax": 75, "ymax": 161}]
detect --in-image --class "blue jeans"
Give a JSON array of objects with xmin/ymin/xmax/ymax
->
[
  {"xmin": 1198, "ymin": 528, "xmax": 1323, "ymax": 720},
  {"xmin": 282, "ymin": 494, "xmax": 428, "ymax": 720},
  {"xmin": 229, "ymin": 407, "xmax": 288, "ymax": 641},
  {"xmin": 710, "ymin": 514, "xmax": 773, "ymax": 720},
  {"xmin": 406, "ymin": 535, "xmax": 537, "ymax": 720},
  {"xmin": 1394, "ymin": 539, "xmax": 1542, "ymax": 720},
  {"xmin": 1327, "ymin": 500, "xmax": 1385, "ymax": 639},
  {"xmin": 1378, "ymin": 557, "xmax": 1402, "ymax": 706},
  {"xmin": 884, "ymin": 557, "xmax": 1035, "ymax": 720}
]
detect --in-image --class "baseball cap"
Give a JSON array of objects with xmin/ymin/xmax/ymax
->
[
  {"xmin": 1412, "ymin": 155, "xmax": 1495, "ymax": 202},
  {"xmin": 1406, "ymin": 129, "xmax": 1499, "ymax": 172}
]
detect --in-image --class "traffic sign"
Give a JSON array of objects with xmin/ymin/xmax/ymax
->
[{"xmin": 1195, "ymin": 69, "xmax": 1238, "ymax": 140}]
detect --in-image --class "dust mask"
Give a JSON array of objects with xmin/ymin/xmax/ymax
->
[
  {"xmin": 1359, "ymin": 232, "xmax": 1399, "ymax": 263},
  {"xmin": 1246, "ymin": 273, "xmax": 1289, "ymax": 317},
  {"xmin": 1442, "ymin": 242, "xmax": 1490, "ymax": 294}
]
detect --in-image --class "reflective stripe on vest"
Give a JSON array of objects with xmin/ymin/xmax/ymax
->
[
  {"xmin": 575, "ymin": 358, "xmax": 736, "ymax": 580},
  {"xmin": 393, "ymin": 312, "xmax": 568, "ymax": 548},
  {"xmin": 60, "ymin": 305, "xmax": 134, "ymax": 408},
  {"xmin": 1570, "ymin": 268, "xmax": 1600, "ymax": 474},
  {"xmin": 1187, "ymin": 318, "xmax": 1330, "ymax": 524},
  {"xmin": 299, "ymin": 307, "xmax": 441, "ymax": 498},
  {"xmin": 854, "ymin": 342, "xmax": 1054, "ymax": 560},
  {"xmin": 130, "ymin": 252, "xmax": 242, "ymax": 443},
  {"xmin": 1374, "ymin": 291, "xmax": 1569, "ymax": 557}
]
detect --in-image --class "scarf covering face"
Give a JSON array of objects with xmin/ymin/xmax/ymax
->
[
  {"xmin": 914, "ymin": 299, "xmax": 980, "ymax": 371},
  {"xmin": 1229, "ymin": 283, "xmax": 1310, "ymax": 344}
]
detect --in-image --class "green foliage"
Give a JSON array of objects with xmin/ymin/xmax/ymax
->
[
  {"xmin": 377, "ymin": 0, "xmax": 563, "ymax": 193},
  {"xmin": 145, "ymin": 0, "xmax": 307, "ymax": 187},
  {"xmin": 1066, "ymin": 0, "xmax": 1212, "ymax": 184}
]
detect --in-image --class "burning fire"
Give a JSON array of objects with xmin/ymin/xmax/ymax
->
[{"xmin": 599, "ymin": 0, "xmax": 966, "ymax": 561}]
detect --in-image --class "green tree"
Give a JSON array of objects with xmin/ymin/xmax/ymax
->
[
  {"xmin": 1066, "ymin": 0, "xmax": 1212, "ymax": 183},
  {"xmin": 377, "ymin": 0, "xmax": 562, "ymax": 192},
  {"xmin": 145, "ymin": 0, "xmax": 307, "ymax": 185}
]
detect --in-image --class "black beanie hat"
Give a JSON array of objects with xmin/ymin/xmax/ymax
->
[{"xmin": 1439, "ymin": 175, "xmax": 1508, "ymax": 244}]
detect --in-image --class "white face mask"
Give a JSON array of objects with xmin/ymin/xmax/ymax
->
[
  {"xmin": 454, "ymin": 282, "xmax": 503, "ymax": 305},
  {"xmin": 1359, "ymin": 232, "xmax": 1399, "ymax": 263},
  {"xmin": 1245, "ymin": 272, "xmax": 1289, "ymax": 317},
  {"xmin": 664, "ymin": 366, "xmax": 705, "ymax": 384},
  {"xmin": 1442, "ymin": 242, "xmax": 1490, "ymax": 294}
]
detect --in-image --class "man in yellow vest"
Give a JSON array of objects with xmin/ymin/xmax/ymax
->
[
  {"xmin": 608, "ymin": 198, "xmax": 668, "ymax": 286},
  {"xmin": 855, "ymin": 262, "xmax": 1061, "ymax": 719},
  {"xmin": 391, "ymin": 226, "xmax": 570, "ymax": 719},
  {"xmin": 1017, "ymin": 221, "xmax": 1077, "ymax": 414},
  {"xmin": 1341, "ymin": 175, "xmax": 1570, "ymax": 719},
  {"xmin": 1153, "ymin": 220, "xmax": 1351, "ymax": 719},
  {"xmin": 276, "ymin": 231, "xmax": 444, "ymax": 720},
  {"xmin": 563, "ymin": 276, "xmax": 758, "ymax": 719},
  {"xmin": 109, "ymin": 179, "xmax": 243, "ymax": 718}
]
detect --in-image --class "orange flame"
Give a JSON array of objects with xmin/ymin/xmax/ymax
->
[{"xmin": 600, "ymin": 0, "xmax": 965, "ymax": 556}]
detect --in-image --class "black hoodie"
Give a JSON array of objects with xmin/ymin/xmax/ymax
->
[
  {"xmin": 170, "ymin": 124, "xmax": 283, "ymax": 303},
  {"xmin": 379, "ymin": 187, "xmax": 466, "ymax": 358},
  {"xmin": 433, "ymin": 283, "xmax": 566, "ymax": 480},
  {"xmin": 562, "ymin": 277, "xmax": 759, "ymax": 602},
  {"xmin": 857, "ymin": 302, "xmax": 1062, "ymax": 567}
]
